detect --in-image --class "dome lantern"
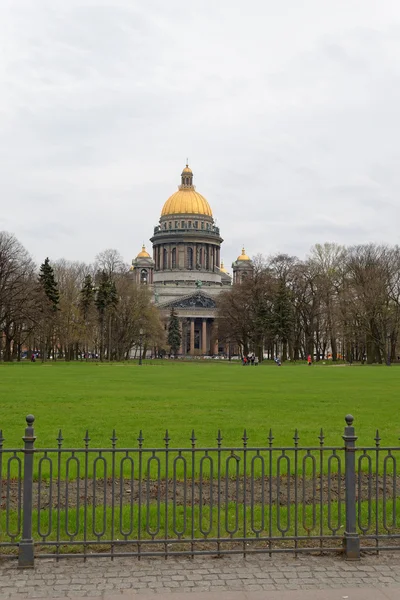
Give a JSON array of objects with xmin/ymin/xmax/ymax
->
[{"xmin": 181, "ymin": 162, "xmax": 193, "ymax": 188}]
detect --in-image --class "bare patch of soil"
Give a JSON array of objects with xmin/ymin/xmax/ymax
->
[{"xmin": 0, "ymin": 474, "xmax": 392, "ymax": 510}]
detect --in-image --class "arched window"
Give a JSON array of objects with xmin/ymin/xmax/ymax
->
[
  {"xmin": 172, "ymin": 247, "xmax": 177, "ymax": 269},
  {"xmin": 187, "ymin": 247, "xmax": 193, "ymax": 269},
  {"xmin": 140, "ymin": 269, "xmax": 148, "ymax": 284},
  {"xmin": 163, "ymin": 248, "xmax": 168, "ymax": 269}
]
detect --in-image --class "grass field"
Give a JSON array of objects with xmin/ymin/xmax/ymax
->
[
  {"xmin": 0, "ymin": 360, "xmax": 397, "ymax": 448},
  {"xmin": 0, "ymin": 361, "xmax": 398, "ymax": 550}
]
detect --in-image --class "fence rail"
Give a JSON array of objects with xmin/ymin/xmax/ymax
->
[{"xmin": 0, "ymin": 414, "xmax": 399, "ymax": 567}]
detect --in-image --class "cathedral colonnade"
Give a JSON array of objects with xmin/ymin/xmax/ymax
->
[{"xmin": 176, "ymin": 317, "xmax": 218, "ymax": 356}]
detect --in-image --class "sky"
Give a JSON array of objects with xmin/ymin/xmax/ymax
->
[{"xmin": 1, "ymin": 0, "xmax": 400, "ymax": 270}]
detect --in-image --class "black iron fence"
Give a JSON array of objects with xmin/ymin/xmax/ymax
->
[{"xmin": 1, "ymin": 415, "xmax": 399, "ymax": 567}]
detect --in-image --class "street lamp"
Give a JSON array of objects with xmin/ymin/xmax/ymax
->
[
  {"xmin": 387, "ymin": 332, "xmax": 391, "ymax": 367},
  {"xmin": 139, "ymin": 328, "xmax": 144, "ymax": 366}
]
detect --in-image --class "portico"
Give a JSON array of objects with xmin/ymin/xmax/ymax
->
[{"xmin": 159, "ymin": 290, "xmax": 219, "ymax": 356}]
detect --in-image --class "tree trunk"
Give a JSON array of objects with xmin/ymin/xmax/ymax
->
[{"xmin": 108, "ymin": 314, "xmax": 112, "ymax": 361}]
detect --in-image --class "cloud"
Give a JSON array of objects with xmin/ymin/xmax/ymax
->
[{"xmin": 1, "ymin": 0, "xmax": 400, "ymax": 268}]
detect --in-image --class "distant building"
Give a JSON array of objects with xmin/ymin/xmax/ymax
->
[{"xmin": 131, "ymin": 164, "xmax": 253, "ymax": 355}]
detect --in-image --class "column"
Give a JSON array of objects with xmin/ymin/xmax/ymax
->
[
  {"xmin": 190, "ymin": 319, "xmax": 195, "ymax": 354},
  {"xmin": 178, "ymin": 321, "xmax": 183, "ymax": 355},
  {"xmin": 213, "ymin": 338, "xmax": 219, "ymax": 355},
  {"xmin": 202, "ymin": 319, "xmax": 207, "ymax": 354}
]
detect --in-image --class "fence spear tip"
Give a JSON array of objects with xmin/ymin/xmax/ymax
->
[{"xmin": 164, "ymin": 429, "xmax": 170, "ymax": 445}]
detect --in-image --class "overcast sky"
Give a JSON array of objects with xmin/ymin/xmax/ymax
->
[{"xmin": 1, "ymin": 0, "xmax": 400, "ymax": 270}]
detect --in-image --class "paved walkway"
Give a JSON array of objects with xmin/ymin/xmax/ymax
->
[{"xmin": 1, "ymin": 553, "xmax": 400, "ymax": 599}]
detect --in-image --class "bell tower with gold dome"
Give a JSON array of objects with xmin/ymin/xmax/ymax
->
[
  {"xmin": 148, "ymin": 163, "xmax": 231, "ymax": 356},
  {"xmin": 232, "ymin": 248, "xmax": 254, "ymax": 283},
  {"xmin": 130, "ymin": 245, "xmax": 155, "ymax": 285}
]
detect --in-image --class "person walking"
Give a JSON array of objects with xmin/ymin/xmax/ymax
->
[
  {"xmin": 307, "ymin": 354, "xmax": 312, "ymax": 366},
  {"xmin": 254, "ymin": 356, "xmax": 259, "ymax": 366}
]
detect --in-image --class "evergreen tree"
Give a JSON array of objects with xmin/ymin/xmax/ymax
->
[
  {"xmin": 108, "ymin": 280, "xmax": 119, "ymax": 312},
  {"xmin": 167, "ymin": 307, "xmax": 181, "ymax": 355},
  {"xmin": 95, "ymin": 270, "xmax": 109, "ymax": 361},
  {"xmin": 79, "ymin": 274, "xmax": 95, "ymax": 360},
  {"xmin": 38, "ymin": 257, "xmax": 59, "ymax": 311},
  {"xmin": 79, "ymin": 274, "xmax": 94, "ymax": 321},
  {"xmin": 95, "ymin": 271, "xmax": 120, "ymax": 361}
]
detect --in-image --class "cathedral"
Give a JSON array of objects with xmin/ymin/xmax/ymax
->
[{"xmin": 130, "ymin": 164, "xmax": 253, "ymax": 355}]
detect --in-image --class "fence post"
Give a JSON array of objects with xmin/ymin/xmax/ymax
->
[
  {"xmin": 343, "ymin": 414, "xmax": 360, "ymax": 560},
  {"xmin": 18, "ymin": 415, "xmax": 36, "ymax": 568}
]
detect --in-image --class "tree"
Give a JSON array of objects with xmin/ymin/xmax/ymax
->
[
  {"xmin": 79, "ymin": 273, "xmax": 95, "ymax": 360},
  {"xmin": 167, "ymin": 308, "xmax": 181, "ymax": 355},
  {"xmin": 79, "ymin": 274, "xmax": 95, "ymax": 321},
  {"xmin": 95, "ymin": 270, "xmax": 110, "ymax": 361},
  {"xmin": 37, "ymin": 257, "xmax": 60, "ymax": 360},
  {"xmin": 38, "ymin": 258, "xmax": 59, "ymax": 311},
  {"xmin": 309, "ymin": 243, "xmax": 345, "ymax": 361},
  {"xmin": 0, "ymin": 232, "xmax": 36, "ymax": 361},
  {"xmin": 95, "ymin": 249, "xmax": 126, "ymax": 277},
  {"xmin": 94, "ymin": 270, "xmax": 119, "ymax": 361}
]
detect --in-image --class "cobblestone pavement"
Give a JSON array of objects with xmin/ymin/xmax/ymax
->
[{"xmin": 1, "ymin": 553, "xmax": 400, "ymax": 599}]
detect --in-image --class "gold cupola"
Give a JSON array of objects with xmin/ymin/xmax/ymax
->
[
  {"xmin": 137, "ymin": 244, "xmax": 151, "ymax": 258},
  {"xmin": 220, "ymin": 260, "xmax": 228, "ymax": 273},
  {"xmin": 161, "ymin": 163, "xmax": 213, "ymax": 217},
  {"xmin": 237, "ymin": 247, "xmax": 250, "ymax": 261}
]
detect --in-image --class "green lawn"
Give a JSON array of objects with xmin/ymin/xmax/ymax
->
[{"xmin": 0, "ymin": 360, "xmax": 397, "ymax": 448}]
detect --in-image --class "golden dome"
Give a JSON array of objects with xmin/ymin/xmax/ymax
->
[
  {"xmin": 161, "ymin": 163, "xmax": 213, "ymax": 217},
  {"xmin": 137, "ymin": 245, "xmax": 151, "ymax": 258},
  {"xmin": 220, "ymin": 260, "xmax": 228, "ymax": 273},
  {"xmin": 237, "ymin": 247, "xmax": 250, "ymax": 261},
  {"xmin": 161, "ymin": 189, "xmax": 212, "ymax": 217}
]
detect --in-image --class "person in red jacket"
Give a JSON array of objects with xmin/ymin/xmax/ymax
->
[{"xmin": 307, "ymin": 354, "xmax": 312, "ymax": 366}]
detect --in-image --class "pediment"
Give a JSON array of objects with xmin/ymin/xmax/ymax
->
[{"xmin": 159, "ymin": 291, "xmax": 217, "ymax": 310}]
